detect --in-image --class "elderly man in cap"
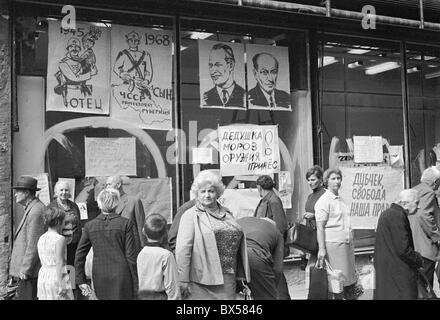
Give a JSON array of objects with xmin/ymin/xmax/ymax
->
[{"xmin": 9, "ymin": 176, "xmax": 46, "ymax": 300}]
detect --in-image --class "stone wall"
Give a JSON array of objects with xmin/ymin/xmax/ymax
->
[{"xmin": 0, "ymin": 0, "xmax": 11, "ymax": 297}]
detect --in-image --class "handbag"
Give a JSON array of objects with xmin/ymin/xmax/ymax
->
[
  {"xmin": 286, "ymin": 219, "xmax": 318, "ymax": 253},
  {"xmin": 307, "ymin": 262, "xmax": 328, "ymax": 300},
  {"xmin": 325, "ymin": 259, "xmax": 345, "ymax": 294},
  {"xmin": 417, "ymin": 269, "xmax": 437, "ymax": 300}
]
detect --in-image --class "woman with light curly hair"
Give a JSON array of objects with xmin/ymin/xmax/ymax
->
[{"xmin": 176, "ymin": 170, "xmax": 250, "ymax": 300}]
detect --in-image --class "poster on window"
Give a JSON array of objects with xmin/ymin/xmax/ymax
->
[
  {"xmin": 46, "ymin": 20, "xmax": 110, "ymax": 114},
  {"xmin": 339, "ymin": 166, "xmax": 404, "ymax": 229},
  {"xmin": 198, "ymin": 40, "xmax": 246, "ymax": 110},
  {"xmin": 246, "ymin": 44, "xmax": 291, "ymax": 111},
  {"xmin": 110, "ymin": 25, "xmax": 173, "ymax": 130},
  {"xmin": 84, "ymin": 137, "xmax": 137, "ymax": 177},
  {"xmin": 218, "ymin": 125, "xmax": 280, "ymax": 176}
]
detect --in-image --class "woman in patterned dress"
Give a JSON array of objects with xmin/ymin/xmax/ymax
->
[
  {"xmin": 176, "ymin": 170, "xmax": 250, "ymax": 300},
  {"xmin": 37, "ymin": 207, "xmax": 74, "ymax": 300}
]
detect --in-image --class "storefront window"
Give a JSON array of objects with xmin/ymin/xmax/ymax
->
[
  {"xmin": 179, "ymin": 19, "xmax": 310, "ymax": 222},
  {"xmin": 13, "ymin": 5, "xmax": 178, "ymax": 227},
  {"xmin": 318, "ymin": 35, "xmax": 404, "ymax": 247},
  {"xmin": 407, "ymin": 44, "xmax": 440, "ymax": 186}
]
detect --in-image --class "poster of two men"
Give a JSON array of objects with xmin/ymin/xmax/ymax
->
[{"xmin": 198, "ymin": 40, "xmax": 291, "ymax": 111}]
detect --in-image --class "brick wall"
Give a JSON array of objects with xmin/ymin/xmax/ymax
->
[{"xmin": 0, "ymin": 0, "xmax": 11, "ymax": 297}]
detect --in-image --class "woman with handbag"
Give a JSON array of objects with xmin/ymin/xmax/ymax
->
[
  {"xmin": 300, "ymin": 166, "xmax": 326, "ymax": 270},
  {"xmin": 315, "ymin": 167, "xmax": 357, "ymax": 300},
  {"xmin": 176, "ymin": 170, "xmax": 250, "ymax": 300}
]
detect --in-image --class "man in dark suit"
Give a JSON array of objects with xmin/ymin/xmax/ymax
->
[
  {"xmin": 237, "ymin": 216, "xmax": 284, "ymax": 300},
  {"xmin": 248, "ymin": 52, "xmax": 290, "ymax": 109},
  {"xmin": 409, "ymin": 167, "xmax": 440, "ymax": 287},
  {"xmin": 254, "ymin": 175, "xmax": 290, "ymax": 300},
  {"xmin": 202, "ymin": 43, "xmax": 245, "ymax": 109},
  {"xmin": 374, "ymin": 189, "xmax": 424, "ymax": 300},
  {"xmin": 9, "ymin": 176, "xmax": 46, "ymax": 300},
  {"xmin": 106, "ymin": 175, "xmax": 146, "ymax": 248}
]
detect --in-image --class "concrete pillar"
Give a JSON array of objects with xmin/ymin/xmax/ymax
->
[{"xmin": 0, "ymin": 0, "xmax": 12, "ymax": 297}]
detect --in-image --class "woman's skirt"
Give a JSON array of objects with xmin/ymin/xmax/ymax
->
[
  {"xmin": 325, "ymin": 241, "xmax": 357, "ymax": 286},
  {"xmin": 187, "ymin": 273, "xmax": 237, "ymax": 300}
]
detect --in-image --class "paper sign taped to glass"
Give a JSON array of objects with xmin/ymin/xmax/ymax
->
[
  {"xmin": 339, "ymin": 166, "xmax": 404, "ymax": 229},
  {"xmin": 218, "ymin": 124, "xmax": 280, "ymax": 176},
  {"xmin": 110, "ymin": 25, "xmax": 173, "ymax": 130},
  {"xmin": 84, "ymin": 137, "xmax": 137, "ymax": 177},
  {"xmin": 218, "ymin": 188, "xmax": 261, "ymax": 220}
]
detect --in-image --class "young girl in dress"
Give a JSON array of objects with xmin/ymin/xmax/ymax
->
[{"xmin": 37, "ymin": 207, "xmax": 73, "ymax": 300}]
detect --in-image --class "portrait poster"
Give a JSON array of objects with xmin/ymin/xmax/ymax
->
[
  {"xmin": 110, "ymin": 25, "xmax": 173, "ymax": 130},
  {"xmin": 198, "ymin": 40, "xmax": 246, "ymax": 110},
  {"xmin": 46, "ymin": 20, "xmax": 110, "ymax": 114},
  {"xmin": 84, "ymin": 137, "xmax": 137, "ymax": 177},
  {"xmin": 218, "ymin": 125, "xmax": 280, "ymax": 176},
  {"xmin": 246, "ymin": 44, "xmax": 291, "ymax": 111},
  {"xmin": 339, "ymin": 166, "xmax": 404, "ymax": 229}
]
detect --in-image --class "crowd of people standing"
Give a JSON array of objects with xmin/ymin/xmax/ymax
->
[{"xmin": 8, "ymin": 162, "xmax": 440, "ymax": 300}]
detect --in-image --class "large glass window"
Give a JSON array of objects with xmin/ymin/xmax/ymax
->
[
  {"xmin": 406, "ymin": 44, "xmax": 440, "ymax": 186},
  {"xmin": 318, "ymin": 35, "xmax": 404, "ymax": 248},
  {"xmin": 179, "ymin": 19, "xmax": 310, "ymax": 224},
  {"xmin": 13, "ymin": 4, "xmax": 178, "ymax": 227}
]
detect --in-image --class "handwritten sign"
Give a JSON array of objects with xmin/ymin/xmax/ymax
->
[
  {"xmin": 110, "ymin": 25, "xmax": 173, "ymax": 130},
  {"xmin": 353, "ymin": 136, "xmax": 383, "ymax": 163},
  {"xmin": 46, "ymin": 20, "xmax": 110, "ymax": 114},
  {"xmin": 218, "ymin": 125, "xmax": 280, "ymax": 176},
  {"xmin": 33, "ymin": 173, "xmax": 51, "ymax": 205},
  {"xmin": 339, "ymin": 166, "xmax": 404, "ymax": 229},
  {"xmin": 84, "ymin": 137, "xmax": 136, "ymax": 177},
  {"xmin": 278, "ymin": 171, "xmax": 292, "ymax": 209},
  {"xmin": 218, "ymin": 188, "xmax": 261, "ymax": 219}
]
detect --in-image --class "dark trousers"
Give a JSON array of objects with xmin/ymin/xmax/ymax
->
[
  {"xmin": 422, "ymin": 257, "xmax": 436, "ymax": 287},
  {"xmin": 277, "ymin": 272, "xmax": 291, "ymax": 300},
  {"xmin": 247, "ymin": 249, "xmax": 278, "ymax": 300},
  {"xmin": 16, "ymin": 278, "xmax": 37, "ymax": 300}
]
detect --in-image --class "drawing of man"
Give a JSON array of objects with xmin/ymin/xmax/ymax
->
[
  {"xmin": 248, "ymin": 52, "xmax": 290, "ymax": 109},
  {"xmin": 113, "ymin": 31, "xmax": 153, "ymax": 98},
  {"xmin": 54, "ymin": 37, "xmax": 97, "ymax": 106},
  {"xmin": 202, "ymin": 43, "xmax": 245, "ymax": 108}
]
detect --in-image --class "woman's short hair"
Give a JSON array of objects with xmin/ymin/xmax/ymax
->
[
  {"xmin": 43, "ymin": 206, "xmax": 66, "ymax": 228},
  {"xmin": 54, "ymin": 180, "xmax": 71, "ymax": 197},
  {"xmin": 143, "ymin": 213, "xmax": 168, "ymax": 241},
  {"xmin": 306, "ymin": 165, "xmax": 324, "ymax": 180},
  {"xmin": 97, "ymin": 188, "xmax": 120, "ymax": 213},
  {"xmin": 190, "ymin": 170, "xmax": 225, "ymax": 198},
  {"xmin": 256, "ymin": 175, "xmax": 275, "ymax": 190},
  {"xmin": 323, "ymin": 167, "xmax": 343, "ymax": 185}
]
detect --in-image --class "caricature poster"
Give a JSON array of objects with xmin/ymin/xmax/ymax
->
[
  {"xmin": 110, "ymin": 25, "xmax": 173, "ymax": 130},
  {"xmin": 198, "ymin": 40, "xmax": 246, "ymax": 110},
  {"xmin": 46, "ymin": 20, "xmax": 110, "ymax": 114},
  {"xmin": 246, "ymin": 44, "xmax": 291, "ymax": 111}
]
